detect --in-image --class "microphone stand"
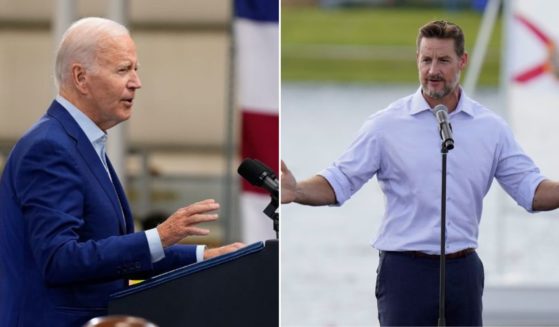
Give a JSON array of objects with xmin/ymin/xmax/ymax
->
[
  {"xmin": 438, "ymin": 133, "xmax": 454, "ymax": 326},
  {"xmin": 438, "ymin": 144, "xmax": 448, "ymax": 327},
  {"xmin": 432, "ymin": 106, "xmax": 453, "ymax": 326},
  {"xmin": 263, "ymin": 193, "xmax": 279, "ymax": 239}
]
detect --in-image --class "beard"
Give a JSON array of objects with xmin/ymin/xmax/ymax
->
[{"xmin": 421, "ymin": 73, "xmax": 460, "ymax": 99}]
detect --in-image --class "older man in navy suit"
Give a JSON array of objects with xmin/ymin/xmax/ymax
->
[{"xmin": 0, "ymin": 17, "xmax": 243, "ymax": 326}]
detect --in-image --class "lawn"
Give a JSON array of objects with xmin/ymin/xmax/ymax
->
[{"xmin": 282, "ymin": 7, "xmax": 502, "ymax": 85}]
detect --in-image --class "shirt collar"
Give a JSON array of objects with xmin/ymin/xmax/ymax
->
[
  {"xmin": 409, "ymin": 87, "xmax": 432, "ymax": 115},
  {"xmin": 454, "ymin": 89, "xmax": 475, "ymax": 117},
  {"xmin": 55, "ymin": 95, "xmax": 107, "ymax": 145},
  {"xmin": 409, "ymin": 86, "xmax": 475, "ymax": 117}
]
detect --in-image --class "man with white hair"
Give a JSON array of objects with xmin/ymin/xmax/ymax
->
[{"xmin": 0, "ymin": 17, "xmax": 243, "ymax": 326}]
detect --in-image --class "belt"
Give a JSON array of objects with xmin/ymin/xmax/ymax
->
[{"xmin": 406, "ymin": 248, "xmax": 476, "ymax": 259}]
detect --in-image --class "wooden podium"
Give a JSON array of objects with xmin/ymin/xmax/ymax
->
[{"xmin": 108, "ymin": 240, "xmax": 278, "ymax": 327}]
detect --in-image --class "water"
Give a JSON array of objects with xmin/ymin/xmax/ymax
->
[{"xmin": 280, "ymin": 83, "xmax": 559, "ymax": 326}]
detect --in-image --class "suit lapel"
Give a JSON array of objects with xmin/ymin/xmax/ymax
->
[
  {"xmin": 106, "ymin": 158, "xmax": 134, "ymax": 234},
  {"xmin": 46, "ymin": 101, "xmax": 127, "ymax": 234}
]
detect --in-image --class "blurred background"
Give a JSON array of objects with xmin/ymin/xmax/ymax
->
[
  {"xmin": 0, "ymin": 0, "xmax": 278, "ymax": 249},
  {"xmin": 281, "ymin": 0, "xmax": 559, "ymax": 325}
]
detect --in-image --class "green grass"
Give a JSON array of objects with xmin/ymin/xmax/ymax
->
[{"xmin": 282, "ymin": 7, "xmax": 502, "ymax": 85}]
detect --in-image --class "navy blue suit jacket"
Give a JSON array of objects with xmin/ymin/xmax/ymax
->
[{"xmin": 0, "ymin": 101, "xmax": 197, "ymax": 326}]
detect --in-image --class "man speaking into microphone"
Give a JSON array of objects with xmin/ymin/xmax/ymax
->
[{"xmin": 281, "ymin": 20, "xmax": 559, "ymax": 326}]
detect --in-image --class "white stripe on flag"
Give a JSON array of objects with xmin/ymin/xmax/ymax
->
[{"xmin": 235, "ymin": 18, "xmax": 279, "ymax": 113}]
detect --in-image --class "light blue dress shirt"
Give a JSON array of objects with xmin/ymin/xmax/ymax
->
[
  {"xmin": 320, "ymin": 88, "xmax": 545, "ymax": 254},
  {"xmin": 56, "ymin": 96, "xmax": 205, "ymax": 262}
]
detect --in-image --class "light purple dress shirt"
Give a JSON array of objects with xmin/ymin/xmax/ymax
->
[{"xmin": 320, "ymin": 88, "xmax": 545, "ymax": 254}]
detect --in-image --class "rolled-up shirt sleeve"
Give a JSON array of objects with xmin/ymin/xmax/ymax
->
[
  {"xmin": 494, "ymin": 121, "xmax": 546, "ymax": 212},
  {"xmin": 319, "ymin": 116, "xmax": 382, "ymax": 206}
]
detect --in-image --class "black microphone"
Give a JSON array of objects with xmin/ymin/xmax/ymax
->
[
  {"xmin": 432, "ymin": 104, "xmax": 454, "ymax": 151},
  {"xmin": 237, "ymin": 158, "xmax": 278, "ymax": 196}
]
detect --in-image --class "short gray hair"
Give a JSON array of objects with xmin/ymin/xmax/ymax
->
[{"xmin": 55, "ymin": 17, "xmax": 129, "ymax": 88}]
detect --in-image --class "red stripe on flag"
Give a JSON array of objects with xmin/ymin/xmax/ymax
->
[
  {"xmin": 514, "ymin": 13, "xmax": 552, "ymax": 45},
  {"xmin": 241, "ymin": 110, "xmax": 279, "ymax": 194},
  {"xmin": 514, "ymin": 63, "xmax": 548, "ymax": 83}
]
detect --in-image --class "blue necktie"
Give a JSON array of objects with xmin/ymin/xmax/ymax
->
[{"xmin": 98, "ymin": 135, "xmax": 126, "ymax": 228}]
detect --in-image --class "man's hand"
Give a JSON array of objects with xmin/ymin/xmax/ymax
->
[
  {"xmin": 204, "ymin": 242, "xmax": 245, "ymax": 260},
  {"xmin": 157, "ymin": 199, "xmax": 220, "ymax": 248},
  {"xmin": 281, "ymin": 161, "xmax": 337, "ymax": 206},
  {"xmin": 281, "ymin": 160, "xmax": 297, "ymax": 204}
]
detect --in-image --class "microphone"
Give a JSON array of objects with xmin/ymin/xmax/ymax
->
[
  {"xmin": 237, "ymin": 158, "xmax": 278, "ymax": 196},
  {"xmin": 432, "ymin": 104, "xmax": 454, "ymax": 150}
]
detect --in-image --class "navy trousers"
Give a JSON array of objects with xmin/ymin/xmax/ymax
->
[{"xmin": 375, "ymin": 251, "xmax": 484, "ymax": 326}]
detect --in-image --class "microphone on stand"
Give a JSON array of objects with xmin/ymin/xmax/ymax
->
[
  {"xmin": 237, "ymin": 158, "xmax": 279, "ymax": 237},
  {"xmin": 237, "ymin": 158, "xmax": 278, "ymax": 197},
  {"xmin": 432, "ymin": 104, "xmax": 454, "ymax": 151}
]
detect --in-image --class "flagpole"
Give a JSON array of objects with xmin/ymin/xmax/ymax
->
[
  {"xmin": 463, "ymin": 0, "xmax": 501, "ymax": 97},
  {"xmin": 223, "ymin": 1, "xmax": 239, "ymax": 243}
]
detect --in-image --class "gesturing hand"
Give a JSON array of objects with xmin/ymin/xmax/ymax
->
[
  {"xmin": 157, "ymin": 199, "xmax": 220, "ymax": 248},
  {"xmin": 281, "ymin": 160, "xmax": 297, "ymax": 204}
]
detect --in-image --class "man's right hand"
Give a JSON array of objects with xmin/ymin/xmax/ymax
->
[
  {"xmin": 157, "ymin": 199, "xmax": 220, "ymax": 248},
  {"xmin": 280, "ymin": 161, "xmax": 337, "ymax": 206},
  {"xmin": 281, "ymin": 160, "xmax": 297, "ymax": 204}
]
